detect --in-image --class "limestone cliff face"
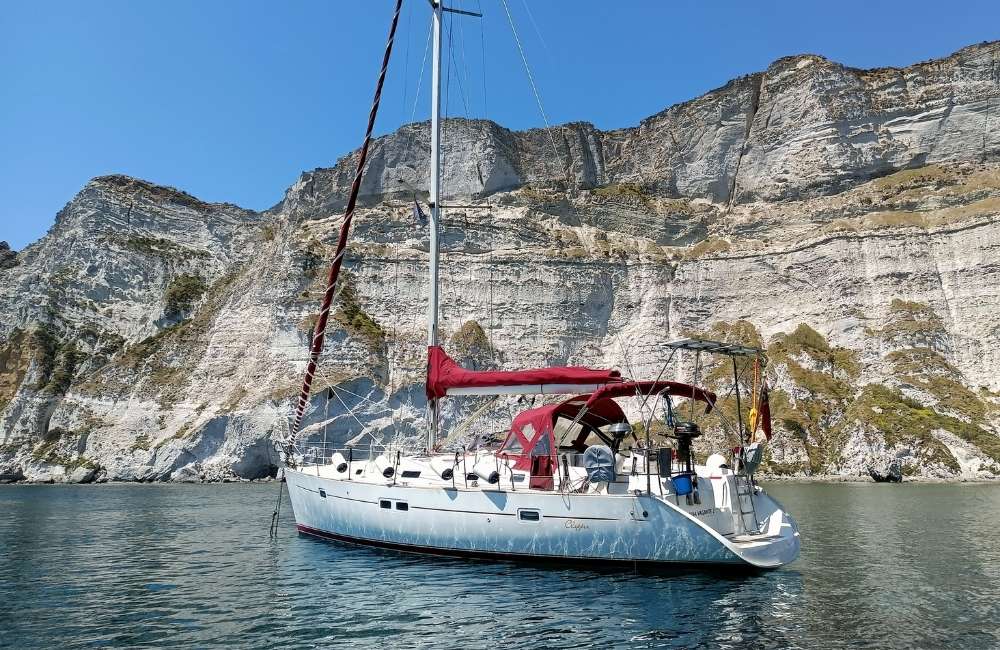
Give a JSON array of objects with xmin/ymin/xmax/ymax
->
[
  {"xmin": 1, "ymin": 43, "xmax": 999, "ymax": 483},
  {"xmin": 282, "ymin": 41, "xmax": 999, "ymax": 212}
]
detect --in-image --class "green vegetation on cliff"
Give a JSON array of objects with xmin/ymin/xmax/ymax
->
[
  {"xmin": 164, "ymin": 274, "xmax": 207, "ymax": 317},
  {"xmin": 843, "ymin": 385, "xmax": 962, "ymax": 472},
  {"xmin": 450, "ymin": 320, "xmax": 493, "ymax": 359},
  {"xmin": 681, "ymin": 317, "xmax": 999, "ymax": 476},
  {"xmin": 334, "ymin": 273, "xmax": 385, "ymax": 353}
]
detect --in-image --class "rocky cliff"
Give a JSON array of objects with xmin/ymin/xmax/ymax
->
[{"xmin": 2, "ymin": 41, "xmax": 999, "ymax": 483}]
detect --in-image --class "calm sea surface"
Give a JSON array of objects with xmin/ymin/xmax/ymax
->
[{"xmin": 1, "ymin": 482, "xmax": 998, "ymax": 649}]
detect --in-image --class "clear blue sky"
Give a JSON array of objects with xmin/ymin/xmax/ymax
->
[{"xmin": 3, "ymin": 0, "xmax": 997, "ymax": 250}]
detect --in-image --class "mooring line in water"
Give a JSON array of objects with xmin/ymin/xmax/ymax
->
[{"xmin": 269, "ymin": 474, "xmax": 285, "ymax": 539}]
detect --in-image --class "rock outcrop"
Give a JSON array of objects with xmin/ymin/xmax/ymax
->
[
  {"xmin": 0, "ymin": 242, "xmax": 16, "ymax": 271},
  {"xmin": 1, "ymin": 42, "xmax": 998, "ymax": 481}
]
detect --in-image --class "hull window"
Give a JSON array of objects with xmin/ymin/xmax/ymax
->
[
  {"xmin": 518, "ymin": 509, "xmax": 540, "ymax": 522},
  {"xmin": 396, "ymin": 502, "xmax": 409, "ymax": 512},
  {"xmin": 318, "ymin": 488, "xmax": 326, "ymax": 498},
  {"xmin": 380, "ymin": 500, "xmax": 391, "ymax": 509}
]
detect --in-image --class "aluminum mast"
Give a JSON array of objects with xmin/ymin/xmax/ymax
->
[
  {"xmin": 425, "ymin": 1, "xmax": 481, "ymax": 452},
  {"xmin": 426, "ymin": 0, "xmax": 443, "ymax": 452}
]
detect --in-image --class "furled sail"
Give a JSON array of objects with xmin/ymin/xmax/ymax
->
[
  {"xmin": 290, "ymin": 0, "xmax": 404, "ymax": 434},
  {"xmin": 425, "ymin": 345, "xmax": 622, "ymax": 398}
]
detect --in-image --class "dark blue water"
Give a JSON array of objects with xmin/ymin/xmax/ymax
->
[{"xmin": 1, "ymin": 483, "xmax": 997, "ymax": 649}]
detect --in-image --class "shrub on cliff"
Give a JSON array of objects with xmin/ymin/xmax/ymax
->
[{"xmin": 164, "ymin": 274, "xmax": 207, "ymax": 318}]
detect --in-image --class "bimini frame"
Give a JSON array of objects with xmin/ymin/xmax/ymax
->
[{"xmin": 664, "ymin": 337, "xmax": 767, "ymax": 448}]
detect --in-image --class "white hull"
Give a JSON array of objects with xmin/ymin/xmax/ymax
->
[{"xmin": 285, "ymin": 459, "xmax": 800, "ymax": 569}]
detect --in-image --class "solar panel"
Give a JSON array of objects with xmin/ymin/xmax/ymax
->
[{"xmin": 665, "ymin": 338, "xmax": 764, "ymax": 357}]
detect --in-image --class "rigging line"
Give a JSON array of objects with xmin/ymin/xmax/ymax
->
[
  {"xmin": 487, "ymin": 257, "xmax": 497, "ymax": 361},
  {"xmin": 634, "ymin": 348, "xmax": 679, "ymax": 418},
  {"xmin": 409, "ymin": 13, "xmax": 434, "ymax": 124},
  {"xmin": 440, "ymin": 12, "xmax": 461, "ymax": 330},
  {"xmin": 468, "ymin": 1, "xmax": 495, "ymax": 360},
  {"xmin": 292, "ymin": 0, "xmax": 403, "ymax": 435},
  {"xmin": 616, "ymin": 333, "xmax": 638, "ymax": 382},
  {"xmin": 324, "ymin": 381, "xmax": 399, "ymax": 419},
  {"xmin": 984, "ymin": 52, "xmax": 995, "ymax": 162},
  {"xmin": 498, "ymin": 0, "xmax": 565, "ymax": 177},
  {"xmin": 400, "ymin": 0, "xmax": 413, "ymax": 127},
  {"xmin": 390, "ymin": 240, "xmax": 400, "ymax": 394},
  {"xmin": 454, "ymin": 0, "xmax": 475, "ymax": 117},
  {"xmin": 306, "ymin": 369, "xmax": 401, "ymax": 444},
  {"xmin": 398, "ymin": 13, "xmax": 434, "ymax": 175},
  {"xmin": 328, "ymin": 385, "xmax": 384, "ymax": 447},
  {"xmin": 447, "ymin": 21, "xmax": 472, "ymax": 119},
  {"xmin": 477, "ymin": 0, "xmax": 488, "ymax": 122},
  {"xmin": 518, "ymin": 0, "xmax": 552, "ymax": 60}
]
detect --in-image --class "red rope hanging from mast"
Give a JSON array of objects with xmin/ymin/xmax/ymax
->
[{"xmin": 292, "ymin": 0, "xmax": 404, "ymax": 433}]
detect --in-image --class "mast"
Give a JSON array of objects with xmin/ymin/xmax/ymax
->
[{"xmin": 426, "ymin": 0, "xmax": 443, "ymax": 453}]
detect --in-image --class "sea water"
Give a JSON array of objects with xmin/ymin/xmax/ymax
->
[{"xmin": 1, "ymin": 482, "xmax": 997, "ymax": 648}]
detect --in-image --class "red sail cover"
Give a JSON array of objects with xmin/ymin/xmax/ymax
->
[{"xmin": 425, "ymin": 346, "xmax": 622, "ymax": 399}]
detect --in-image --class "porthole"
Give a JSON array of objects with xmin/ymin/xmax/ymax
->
[
  {"xmin": 355, "ymin": 468, "xmax": 363, "ymax": 475},
  {"xmin": 380, "ymin": 499, "xmax": 391, "ymax": 509},
  {"xmin": 318, "ymin": 488, "xmax": 326, "ymax": 499},
  {"xmin": 336, "ymin": 463, "xmax": 348, "ymax": 473}
]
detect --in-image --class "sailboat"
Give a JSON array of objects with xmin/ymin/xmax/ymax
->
[{"xmin": 278, "ymin": 1, "xmax": 800, "ymax": 570}]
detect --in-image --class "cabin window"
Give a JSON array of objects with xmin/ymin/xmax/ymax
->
[
  {"xmin": 318, "ymin": 488, "xmax": 326, "ymax": 498},
  {"xmin": 554, "ymin": 417, "xmax": 585, "ymax": 447},
  {"xmin": 401, "ymin": 470, "xmax": 421, "ymax": 478},
  {"xmin": 356, "ymin": 468, "xmax": 363, "ymax": 475},
  {"xmin": 518, "ymin": 509, "xmax": 540, "ymax": 522},
  {"xmin": 380, "ymin": 499, "xmax": 391, "ymax": 509},
  {"xmin": 501, "ymin": 435, "xmax": 523, "ymax": 454},
  {"xmin": 395, "ymin": 502, "xmax": 409, "ymax": 511},
  {"xmin": 530, "ymin": 432, "xmax": 551, "ymax": 456},
  {"xmin": 511, "ymin": 473, "xmax": 526, "ymax": 483}
]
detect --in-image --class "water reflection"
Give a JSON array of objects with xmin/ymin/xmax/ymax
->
[{"xmin": 0, "ymin": 483, "xmax": 997, "ymax": 649}]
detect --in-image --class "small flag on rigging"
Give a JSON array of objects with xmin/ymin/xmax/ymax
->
[{"xmin": 413, "ymin": 196, "xmax": 427, "ymax": 224}]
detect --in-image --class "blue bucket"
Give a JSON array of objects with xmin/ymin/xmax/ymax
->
[{"xmin": 671, "ymin": 474, "xmax": 693, "ymax": 496}]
